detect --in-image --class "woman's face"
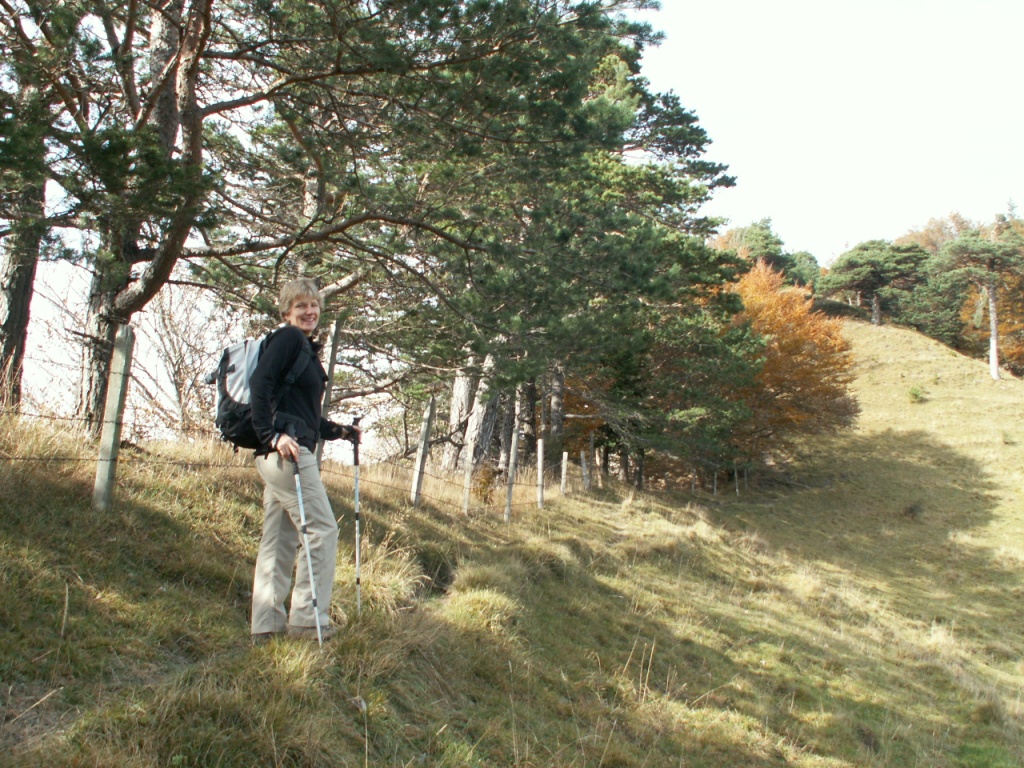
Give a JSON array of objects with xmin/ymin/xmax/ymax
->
[{"xmin": 284, "ymin": 294, "xmax": 320, "ymax": 335}]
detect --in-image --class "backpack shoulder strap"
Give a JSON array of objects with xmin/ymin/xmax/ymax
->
[
  {"xmin": 282, "ymin": 335, "xmax": 313, "ymax": 386},
  {"xmin": 260, "ymin": 326, "xmax": 313, "ymax": 389}
]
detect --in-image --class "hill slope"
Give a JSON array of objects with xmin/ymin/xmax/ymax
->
[{"xmin": 2, "ymin": 320, "xmax": 1023, "ymax": 767}]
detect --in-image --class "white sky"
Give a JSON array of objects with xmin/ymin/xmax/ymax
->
[{"xmin": 636, "ymin": 0, "xmax": 1024, "ymax": 265}]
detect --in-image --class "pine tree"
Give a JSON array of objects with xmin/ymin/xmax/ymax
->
[{"xmin": 936, "ymin": 227, "xmax": 1024, "ymax": 380}]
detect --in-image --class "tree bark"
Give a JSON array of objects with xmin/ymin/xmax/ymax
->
[
  {"xmin": 632, "ymin": 448, "xmax": 645, "ymax": 490},
  {"xmin": 0, "ymin": 82, "xmax": 46, "ymax": 409},
  {"xmin": 0, "ymin": 235, "xmax": 41, "ymax": 409},
  {"xmin": 547, "ymin": 361, "xmax": 565, "ymax": 460},
  {"xmin": 538, "ymin": 370, "xmax": 548, "ymax": 446},
  {"xmin": 461, "ymin": 354, "xmax": 498, "ymax": 472},
  {"xmin": 497, "ymin": 390, "xmax": 515, "ymax": 473},
  {"xmin": 870, "ymin": 293, "xmax": 882, "ymax": 326},
  {"xmin": 0, "ymin": 187, "xmax": 44, "ymax": 411},
  {"xmin": 78, "ymin": 276, "xmax": 124, "ymax": 432},
  {"xmin": 519, "ymin": 380, "xmax": 538, "ymax": 463},
  {"xmin": 440, "ymin": 358, "xmax": 475, "ymax": 472},
  {"xmin": 987, "ymin": 281, "xmax": 1000, "ymax": 380}
]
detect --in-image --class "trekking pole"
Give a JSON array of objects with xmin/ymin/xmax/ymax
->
[
  {"xmin": 292, "ymin": 459, "xmax": 324, "ymax": 647},
  {"xmin": 351, "ymin": 416, "xmax": 363, "ymax": 617}
]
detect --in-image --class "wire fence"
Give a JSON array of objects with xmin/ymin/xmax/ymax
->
[
  {"xmin": 0, "ymin": 408, "xmax": 601, "ymax": 518},
  {"xmin": 8, "ymin": 326, "xmax": 748, "ymax": 508}
]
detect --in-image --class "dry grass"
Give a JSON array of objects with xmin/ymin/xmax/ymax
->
[{"xmin": 3, "ymin": 320, "xmax": 1024, "ymax": 766}]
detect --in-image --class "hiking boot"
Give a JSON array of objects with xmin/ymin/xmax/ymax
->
[{"xmin": 286, "ymin": 624, "xmax": 337, "ymax": 641}]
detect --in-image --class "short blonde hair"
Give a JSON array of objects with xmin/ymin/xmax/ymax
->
[{"xmin": 278, "ymin": 278, "xmax": 322, "ymax": 319}]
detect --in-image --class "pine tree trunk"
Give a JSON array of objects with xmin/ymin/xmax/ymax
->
[
  {"xmin": 519, "ymin": 380, "xmax": 538, "ymax": 463},
  {"xmin": 440, "ymin": 359, "xmax": 475, "ymax": 472},
  {"xmin": 0, "ymin": 243, "xmax": 40, "ymax": 409},
  {"xmin": 618, "ymin": 446, "xmax": 629, "ymax": 482},
  {"xmin": 78, "ymin": 278, "xmax": 122, "ymax": 434},
  {"xmin": 548, "ymin": 362, "xmax": 565, "ymax": 460},
  {"xmin": 462, "ymin": 355, "xmax": 498, "ymax": 471},
  {"xmin": 497, "ymin": 390, "xmax": 515, "ymax": 473},
  {"xmin": 632, "ymin": 448, "xmax": 645, "ymax": 490},
  {"xmin": 871, "ymin": 293, "xmax": 882, "ymax": 326},
  {"xmin": 0, "ymin": 187, "xmax": 44, "ymax": 410},
  {"xmin": 0, "ymin": 82, "xmax": 46, "ymax": 409},
  {"xmin": 988, "ymin": 280, "xmax": 1000, "ymax": 381},
  {"xmin": 150, "ymin": 1, "xmax": 183, "ymax": 149},
  {"xmin": 538, "ymin": 371, "xmax": 548, "ymax": 447}
]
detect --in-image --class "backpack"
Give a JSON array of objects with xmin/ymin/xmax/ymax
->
[{"xmin": 207, "ymin": 327, "xmax": 312, "ymax": 450}]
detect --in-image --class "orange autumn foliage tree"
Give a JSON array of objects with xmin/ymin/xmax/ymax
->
[{"xmin": 731, "ymin": 261, "xmax": 859, "ymax": 461}]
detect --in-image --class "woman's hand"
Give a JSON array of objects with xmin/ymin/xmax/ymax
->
[{"xmin": 275, "ymin": 433, "xmax": 300, "ymax": 462}]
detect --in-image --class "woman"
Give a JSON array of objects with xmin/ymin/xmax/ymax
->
[{"xmin": 249, "ymin": 277, "xmax": 357, "ymax": 643}]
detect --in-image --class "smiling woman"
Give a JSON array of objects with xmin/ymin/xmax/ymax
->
[
  {"xmin": 280, "ymin": 286, "xmax": 322, "ymax": 339},
  {"xmin": 247, "ymin": 277, "xmax": 359, "ymax": 645}
]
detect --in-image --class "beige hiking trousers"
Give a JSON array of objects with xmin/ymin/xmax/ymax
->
[{"xmin": 251, "ymin": 448, "xmax": 338, "ymax": 634}]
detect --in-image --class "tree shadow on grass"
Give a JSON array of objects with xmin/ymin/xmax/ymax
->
[
  {"xmin": 685, "ymin": 427, "xmax": 1024, "ymax": 762},
  {"xmin": 0, "ymin": 458, "xmax": 256, "ymax": 757},
  {"xmin": 353, "ymin": 495, "xmax": 917, "ymax": 766},
  {"xmin": 716, "ymin": 429, "xmax": 1017, "ymax": 630}
]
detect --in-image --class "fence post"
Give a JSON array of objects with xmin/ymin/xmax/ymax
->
[
  {"xmin": 536, "ymin": 437, "xmax": 544, "ymax": 509},
  {"xmin": 505, "ymin": 428, "xmax": 520, "ymax": 524},
  {"xmin": 560, "ymin": 451, "xmax": 568, "ymax": 496},
  {"xmin": 410, "ymin": 396, "xmax": 435, "ymax": 508},
  {"xmin": 580, "ymin": 449, "xmax": 590, "ymax": 492},
  {"xmin": 462, "ymin": 433, "xmax": 476, "ymax": 515},
  {"xmin": 92, "ymin": 324, "xmax": 135, "ymax": 512}
]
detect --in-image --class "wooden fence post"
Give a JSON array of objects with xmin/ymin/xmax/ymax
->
[
  {"xmin": 505, "ymin": 427, "xmax": 520, "ymax": 524},
  {"xmin": 410, "ymin": 396, "xmax": 435, "ymax": 508},
  {"xmin": 92, "ymin": 325, "xmax": 135, "ymax": 512},
  {"xmin": 580, "ymin": 449, "xmax": 590, "ymax": 492},
  {"xmin": 536, "ymin": 437, "xmax": 544, "ymax": 509}
]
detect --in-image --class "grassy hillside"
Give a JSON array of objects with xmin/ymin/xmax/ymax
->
[{"xmin": 2, "ymin": 320, "xmax": 1023, "ymax": 767}]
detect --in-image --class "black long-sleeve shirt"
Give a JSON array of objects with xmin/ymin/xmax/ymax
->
[{"xmin": 249, "ymin": 324, "xmax": 344, "ymax": 454}]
